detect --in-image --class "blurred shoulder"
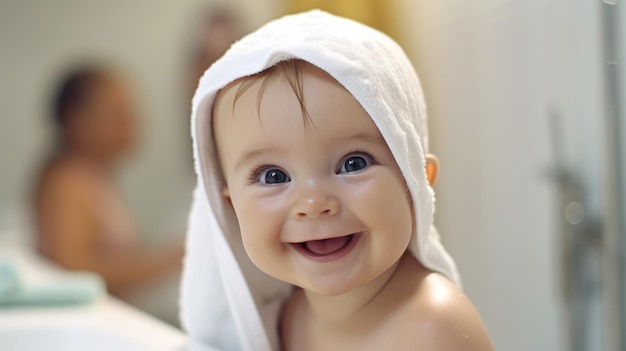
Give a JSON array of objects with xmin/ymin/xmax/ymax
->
[
  {"xmin": 36, "ymin": 156, "xmax": 96, "ymax": 203},
  {"xmin": 40, "ymin": 156, "xmax": 96, "ymax": 189},
  {"xmin": 405, "ymin": 272, "xmax": 495, "ymax": 351}
]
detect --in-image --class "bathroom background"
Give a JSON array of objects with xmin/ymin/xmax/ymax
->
[{"xmin": 1, "ymin": 0, "xmax": 624, "ymax": 350}]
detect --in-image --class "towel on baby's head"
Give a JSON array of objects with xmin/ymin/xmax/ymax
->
[{"xmin": 181, "ymin": 9, "xmax": 461, "ymax": 351}]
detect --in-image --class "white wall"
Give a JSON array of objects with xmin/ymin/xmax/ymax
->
[
  {"xmin": 0, "ymin": 0, "xmax": 281, "ymax": 237},
  {"xmin": 399, "ymin": 1, "xmax": 606, "ymax": 350}
]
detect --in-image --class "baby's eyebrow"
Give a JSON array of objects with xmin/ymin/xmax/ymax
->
[
  {"xmin": 234, "ymin": 147, "xmax": 278, "ymax": 171},
  {"xmin": 232, "ymin": 133, "xmax": 385, "ymax": 171},
  {"xmin": 340, "ymin": 132, "xmax": 386, "ymax": 144}
]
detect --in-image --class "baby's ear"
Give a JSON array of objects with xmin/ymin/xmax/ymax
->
[
  {"xmin": 425, "ymin": 154, "xmax": 439, "ymax": 186},
  {"xmin": 221, "ymin": 187, "xmax": 231, "ymax": 201},
  {"xmin": 221, "ymin": 187, "xmax": 234, "ymax": 208}
]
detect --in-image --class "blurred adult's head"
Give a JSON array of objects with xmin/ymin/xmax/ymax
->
[
  {"xmin": 189, "ymin": 8, "xmax": 240, "ymax": 93},
  {"xmin": 52, "ymin": 67, "xmax": 137, "ymax": 164}
]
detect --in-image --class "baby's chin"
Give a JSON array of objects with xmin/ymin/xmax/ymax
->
[
  {"xmin": 279, "ymin": 282, "xmax": 359, "ymax": 298},
  {"xmin": 299, "ymin": 282, "xmax": 363, "ymax": 297},
  {"xmin": 250, "ymin": 264, "xmax": 364, "ymax": 296},
  {"xmin": 264, "ymin": 264, "xmax": 400, "ymax": 298}
]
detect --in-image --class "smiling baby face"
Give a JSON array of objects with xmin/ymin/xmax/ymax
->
[{"xmin": 213, "ymin": 61, "xmax": 414, "ymax": 296}]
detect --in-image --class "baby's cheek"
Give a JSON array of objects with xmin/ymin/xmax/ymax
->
[
  {"xmin": 359, "ymin": 171, "xmax": 413, "ymax": 236},
  {"xmin": 235, "ymin": 195, "xmax": 285, "ymax": 255}
]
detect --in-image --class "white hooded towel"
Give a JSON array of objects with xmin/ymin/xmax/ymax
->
[{"xmin": 181, "ymin": 9, "xmax": 461, "ymax": 351}]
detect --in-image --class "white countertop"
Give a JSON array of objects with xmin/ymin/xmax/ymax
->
[
  {"xmin": 0, "ymin": 296, "xmax": 187, "ymax": 351},
  {"xmin": 0, "ymin": 230, "xmax": 218, "ymax": 351}
]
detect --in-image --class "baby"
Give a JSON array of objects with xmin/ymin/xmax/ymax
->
[{"xmin": 182, "ymin": 10, "xmax": 494, "ymax": 351}]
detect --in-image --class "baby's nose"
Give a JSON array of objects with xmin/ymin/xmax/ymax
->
[{"xmin": 291, "ymin": 184, "xmax": 340, "ymax": 219}]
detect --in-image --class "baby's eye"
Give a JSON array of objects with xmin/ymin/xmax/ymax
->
[
  {"xmin": 257, "ymin": 168, "xmax": 290, "ymax": 184},
  {"xmin": 338, "ymin": 154, "xmax": 372, "ymax": 174}
]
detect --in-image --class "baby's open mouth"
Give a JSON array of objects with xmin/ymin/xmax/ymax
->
[
  {"xmin": 289, "ymin": 232, "xmax": 363, "ymax": 262},
  {"xmin": 300, "ymin": 234, "xmax": 355, "ymax": 256}
]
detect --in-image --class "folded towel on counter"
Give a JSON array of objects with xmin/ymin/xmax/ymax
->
[
  {"xmin": 0, "ymin": 259, "xmax": 104, "ymax": 306},
  {"xmin": 0, "ymin": 260, "xmax": 19, "ymax": 296},
  {"xmin": 181, "ymin": 9, "xmax": 462, "ymax": 351}
]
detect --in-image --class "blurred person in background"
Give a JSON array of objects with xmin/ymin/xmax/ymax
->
[
  {"xmin": 33, "ymin": 66, "xmax": 184, "ymax": 308},
  {"xmin": 181, "ymin": 7, "xmax": 242, "ymax": 170},
  {"xmin": 188, "ymin": 7, "xmax": 241, "ymax": 98}
]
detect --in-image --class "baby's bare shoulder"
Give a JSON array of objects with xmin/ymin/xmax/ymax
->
[{"xmin": 398, "ymin": 273, "xmax": 495, "ymax": 351}]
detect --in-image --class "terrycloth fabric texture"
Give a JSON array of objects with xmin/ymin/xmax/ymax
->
[{"xmin": 181, "ymin": 9, "xmax": 461, "ymax": 351}]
